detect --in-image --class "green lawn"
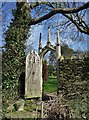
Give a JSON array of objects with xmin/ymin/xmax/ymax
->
[{"xmin": 43, "ymin": 76, "xmax": 57, "ymax": 93}]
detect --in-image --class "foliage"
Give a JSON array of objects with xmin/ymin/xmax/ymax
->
[
  {"xmin": 42, "ymin": 60, "xmax": 48, "ymax": 81},
  {"xmin": 2, "ymin": 2, "xmax": 31, "ymax": 112},
  {"xmin": 48, "ymin": 44, "xmax": 74, "ymax": 61},
  {"xmin": 59, "ymin": 58, "xmax": 89, "ymax": 118},
  {"xmin": 2, "ymin": 1, "xmax": 89, "ymax": 118},
  {"xmin": 48, "ymin": 52, "xmax": 56, "ymax": 66},
  {"xmin": 61, "ymin": 43, "xmax": 74, "ymax": 58},
  {"xmin": 66, "ymin": 95, "xmax": 88, "ymax": 118},
  {"xmin": 48, "ymin": 64, "xmax": 56, "ymax": 76},
  {"xmin": 5, "ymin": 100, "xmax": 41, "ymax": 118}
]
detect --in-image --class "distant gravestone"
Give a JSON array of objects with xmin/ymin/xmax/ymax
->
[{"xmin": 25, "ymin": 51, "xmax": 42, "ymax": 99}]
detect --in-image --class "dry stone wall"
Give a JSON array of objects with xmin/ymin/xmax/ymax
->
[{"xmin": 58, "ymin": 57, "xmax": 89, "ymax": 98}]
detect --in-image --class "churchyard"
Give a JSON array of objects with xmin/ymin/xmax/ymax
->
[
  {"xmin": 2, "ymin": 1, "xmax": 89, "ymax": 119},
  {"xmin": 2, "ymin": 28, "xmax": 89, "ymax": 119}
]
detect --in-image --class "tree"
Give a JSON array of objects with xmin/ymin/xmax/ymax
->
[
  {"xmin": 28, "ymin": 2, "xmax": 89, "ymax": 35},
  {"xmin": 61, "ymin": 43, "xmax": 74, "ymax": 58},
  {"xmin": 48, "ymin": 64, "xmax": 56, "ymax": 76},
  {"xmin": 2, "ymin": 1, "xmax": 89, "ymax": 110},
  {"xmin": 49, "ymin": 51, "xmax": 56, "ymax": 66},
  {"xmin": 2, "ymin": 2, "xmax": 31, "ymax": 103},
  {"xmin": 48, "ymin": 44, "xmax": 74, "ymax": 60},
  {"xmin": 2, "ymin": 2, "xmax": 89, "ymax": 37}
]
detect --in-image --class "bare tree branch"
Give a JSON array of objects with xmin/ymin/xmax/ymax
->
[
  {"xmin": 62, "ymin": 13, "xmax": 89, "ymax": 35},
  {"xmin": 30, "ymin": 2, "xmax": 54, "ymax": 9},
  {"xmin": 29, "ymin": 2, "xmax": 89, "ymax": 26}
]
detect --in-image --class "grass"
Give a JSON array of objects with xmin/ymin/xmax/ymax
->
[
  {"xmin": 6, "ymin": 100, "xmax": 41, "ymax": 118},
  {"xmin": 43, "ymin": 76, "xmax": 57, "ymax": 93}
]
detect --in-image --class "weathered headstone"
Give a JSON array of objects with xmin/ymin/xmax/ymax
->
[{"xmin": 25, "ymin": 50, "xmax": 42, "ymax": 99}]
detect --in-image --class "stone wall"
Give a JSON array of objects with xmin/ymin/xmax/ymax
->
[
  {"xmin": 58, "ymin": 57, "xmax": 89, "ymax": 98},
  {"xmin": 58, "ymin": 57, "xmax": 89, "ymax": 118}
]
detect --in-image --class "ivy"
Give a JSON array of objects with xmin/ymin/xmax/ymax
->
[{"xmin": 2, "ymin": 2, "xmax": 31, "ymax": 109}]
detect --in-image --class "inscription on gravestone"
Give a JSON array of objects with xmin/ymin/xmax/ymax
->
[{"xmin": 25, "ymin": 51, "xmax": 42, "ymax": 98}]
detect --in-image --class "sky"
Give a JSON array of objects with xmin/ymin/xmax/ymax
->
[
  {"xmin": 25, "ymin": 3, "xmax": 89, "ymax": 52},
  {"xmin": 1, "ymin": 2, "xmax": 89, "ymax": 53},
  {"xmin": 28, "ymin": 24, "xmax": 89, "ymax": 53},
  {"xmin": 33, "ymin": 26, "xmax": 88, "ymax": 51}
]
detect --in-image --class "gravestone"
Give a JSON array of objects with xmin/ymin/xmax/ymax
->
[{"xmin": 25, "ymin": 50, "xmax": 42, "ymax": 99}]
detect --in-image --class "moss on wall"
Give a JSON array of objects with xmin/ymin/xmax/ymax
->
[{"xmin": 58, "ymin": 57, "xmax": 89, "ymax": 118}]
